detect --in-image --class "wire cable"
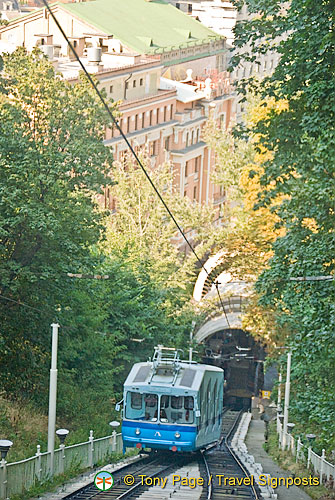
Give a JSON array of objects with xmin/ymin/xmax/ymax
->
[{"xmin": 40, "ymin": 0, "xmax": 231, "ymax": 325}]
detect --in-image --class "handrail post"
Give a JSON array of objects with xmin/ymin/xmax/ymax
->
[
  {"xmin": 88, "ymin": 430, "xmax": 94, "ymax": 468},
  {"xmin": 307, "ymin": 446, "xmax": 311, "ymax": 469},
  {"xmin": 59, "ymin": 444, "xmax": 65, "ymax": 475},
  {"xmin": 296, "ymin": 437, "xmax": 301, "ymax": 463},
  {"xmin": 36, "ymin": 445, "xmax": 41, "ymax": 481},
  {"xmin": 320, "ymin": 449, "xmax": 325, "ymax": 484},
  {"xmin": 0, "ymin": 459, "xmax": 8, "ymax": 500},
  {"xmin": 112, "ymin": 431, "xmax": 117, "ymax": 452}
]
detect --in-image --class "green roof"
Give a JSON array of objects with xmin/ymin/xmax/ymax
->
[{"xmin": 61, "ymin": 0, "xmax": 222, "ymax": 54}]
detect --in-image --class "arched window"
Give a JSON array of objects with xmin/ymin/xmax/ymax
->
[
  {"xmin": 206, "ymin": 380, "xmax": 211, "ymax": 426},
  {"xmin": 213, "ymin": 381, "xmax": 217, "ymax": 426}
]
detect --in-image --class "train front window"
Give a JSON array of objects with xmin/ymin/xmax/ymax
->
[
  {"xmin": 160, "ymin": 395, "xmax": 194, "ymax": 424},
  {"xmin": 125, "ymin": 392, "xmax": 158, "ymax": 421},
  {"xmin": 144, "ymin": 393, "xmax": 158, "ymax": 421},
  {"xmin": 131, "ymin": 392, "xmax": 142, "ymax": 409},
  {"xmin": 125, "ymin": 392, "xmax": 194, "ymax": 423},
  {"xmin": 125, "ymin": 391, "xmax": 145, "ymax": 420}
]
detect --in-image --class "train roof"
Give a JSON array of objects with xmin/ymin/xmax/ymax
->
[{"xmin": 124, "ymin": 360, "xmax": 223, "ymax": 392}]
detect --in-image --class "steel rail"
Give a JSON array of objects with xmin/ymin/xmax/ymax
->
[{"xmin": 201, "ymin": 410, "xmax": 260, "ymax": 500}]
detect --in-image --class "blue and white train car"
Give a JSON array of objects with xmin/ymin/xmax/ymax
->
[{"xmin": 120, "ymin": 346, "xmax": 224, "ymax": 452}]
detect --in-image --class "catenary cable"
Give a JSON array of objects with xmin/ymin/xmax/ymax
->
[{"xmin": 40, "ymin": 0, "xmax": 231, "ymax": 324}]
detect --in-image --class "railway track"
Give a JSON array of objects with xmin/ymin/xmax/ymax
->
[
  {"xmin": 63, "ymin": 452, "xmax": 194, "ymax": 500},
  {"xmin": 200, "ymin": 410, "xmax": 260, "ymax": 500},
  {"xmin": 63, "ymin": 410, "xmax": 259, "ymax": 500}
]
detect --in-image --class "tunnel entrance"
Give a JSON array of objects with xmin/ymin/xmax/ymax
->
[{"xmin": 201, "ymin": 328, "xmax": 265, "ymax": 410}]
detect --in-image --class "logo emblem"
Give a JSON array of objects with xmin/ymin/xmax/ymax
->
[
  {"xmin": 154, "ymin": 431, "xmax": 161, "ymax": 437},
  {"xmin": 94, "ymin": 471, "xmax": 114, "ymax": 491}
]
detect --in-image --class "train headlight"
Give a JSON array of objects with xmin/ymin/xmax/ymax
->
[
  {"xmin": 174, "ymin": 432, "xmax": 181, "ymax": 439},
  {"xmin": 135, "ymin": 428, "xmax": 141, "ymax": 435}
]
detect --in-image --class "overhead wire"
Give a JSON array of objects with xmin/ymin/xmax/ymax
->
[{"xmin": 40, "ymin": 0, "xmax": 231, "ymax": 326}]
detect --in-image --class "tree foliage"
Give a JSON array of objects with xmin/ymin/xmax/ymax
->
[
  {"xmin": 0, "ymin": 48, "xmax": 115, "ymax": 400},
  {"xmin": 230, "ymin": 0, "xmax": 335, "ymax": 450}
]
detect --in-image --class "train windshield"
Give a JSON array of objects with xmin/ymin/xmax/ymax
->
[
  {"xmin": 161, "ymin": 395, "xmax": 194, "ymax": 424},
  {"xmin": 125, "ymin": 392, "xmax": 158, "ymax": 421},
  {"xmin": 125, "ymin": 392, "xmax": 194, "ymax": 424}
]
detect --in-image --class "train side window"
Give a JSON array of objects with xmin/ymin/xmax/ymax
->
[
  {"xmin": 206, "ymin": 380, "xmax": 211, "ymax": 424},
  {"xmin": 131, "ymin": 392, "xmax": 142, "ymax": 409},
  {"xmin": 213, "ymin": 381, "xmax": 217, "ymax": 420},
  {"xmin": 171, "ymin": 396, "xmax": 183, "ymax": 409}
]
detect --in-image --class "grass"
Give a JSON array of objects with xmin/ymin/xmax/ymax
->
[{"xmin": 265, "ymin": 422, "xmax": 335, "ymax": 500}]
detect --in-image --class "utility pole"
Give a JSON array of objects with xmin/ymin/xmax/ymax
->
[
  {"xmin": 189, "ymin": 320, "xmax": 196, "ymax": 362},
  {"xmin": 277, "ymin": 372, "xmax": 282, "ymax": 408},
  {"xmin": 282, "ymin": 351, "xmax": 291, "ymax": 450},
  {"xmin": 47, "ymin": 323, "xmax": 59, "ymax": 475}
]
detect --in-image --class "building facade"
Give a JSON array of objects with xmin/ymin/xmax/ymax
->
[{"xmin": 0, "ymin": 0, "xmax": 234, "ymax": 215}]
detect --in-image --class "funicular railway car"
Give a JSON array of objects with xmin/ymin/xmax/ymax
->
[{"xmin": 120, "ymin": 346, "xmax": 224, "ymax": 452}]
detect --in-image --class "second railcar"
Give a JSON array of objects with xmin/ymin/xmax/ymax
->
[{"xmin": 120, "ymin": 346, "xmax": 224, "ymax": 452}]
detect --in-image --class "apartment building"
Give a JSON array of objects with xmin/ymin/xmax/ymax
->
[{"xmin": 0, "ymin": 0, "xmax": 234, "ymax": 214}]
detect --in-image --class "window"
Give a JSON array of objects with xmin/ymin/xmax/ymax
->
[
  {"xmin": 127, "ymin": 116, "xmax": 130, "ymax": 133},
  {"xmin": 109, "ymin": 85, "xmax": 113, "ymax": 93},
  {"xmin": 140, "ymin": 78, "xmax": 144, "ymax": 86},
  {"xmin": 193, "ymin": 186, "xmax": 197, "ymax": 200},
  {"xmin": 188, "ymin": 3, "xmax": 192, "ymax": 13},
  {"xmin": 195, "ymin": 156, "xmax": 200, "ymax": 174},
  {"xmin": 184, "ymin": 396, "xmax": 194, "ymax": 410},
  {"xmin": 125, "ymin": 391, "xmax": 144, "ymax": 419},
  {"xmin": 165, "ymin": 137, "xmax": 170, "ymax": 150},
  {"xmin": 185, "ymin": 161, "xmax": 189, "ymax": 177},
  {"xmin": 133, "ymin": 80, "xmax": 136, "ymax": 88},
  {"xmin": 149, "ymin": 141, "xmax": 157, "ymax": 156},
  {"xmin": 164, "ymin": 106, "xmax": 167, "ymax": 122},
  {"xmin": 131, "ymin": 392, "xmax": 142, "ymax": 409},
  {"xmin": 191, "ymin": 130, "xmax": 194, "ymax": 144},
  {"xmin": 142, "ymin": 113, "xmax": 145, "ymax": 128},
  {"xmin": 156, "ymin": 108, "xmax": 160, "ymax": 123},
  {"xmin": 176, "ymin": 2, "xmax": 180, "ymax": 8},
  {"xmin": 144, "ymin": 393, "xmax": 158, "ymax": 421},
  {"xmin": 186, "ymin": 133, "xmax": 189, "ymax": 147},
  {"xmin": 170, "ymin": 105, "xmax": 173, "ymax": 120},
  {"xmin": 159, "ymin": 395, "xmax": 194, "ymax": 423},
  {"xmin": 213, "ymin": 381, "xmax": 217, "ymax": 420},
  {"xmin": 171, "ymin": 396, "xmax": 183, "ymax": 409},
  {"xmin": 149, "ymin": 110, "xmax": 153, "ymax": 126},
  {"xmin": 73, "ymin": 40, "xmax": 77, "ymax": 48},
  {"xmin": 135, "ymin": 115, "xmax": 138, "ymax": 130}
]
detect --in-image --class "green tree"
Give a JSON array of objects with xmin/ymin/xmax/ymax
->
[
  {"xmin": 103, "ymin": 153, "xmax": 218, "ymax": 303},
  {"xmin": 231, "ymin": 0, "xmax": 335, "ymax": 450},
  {"xmin": 0, "ymin": 48, "xmax": 114, "ymax": 400}
]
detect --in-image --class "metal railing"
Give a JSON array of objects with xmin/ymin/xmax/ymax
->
[
  {"xmin": 277, "ymin": 417, "xmax": 334, "ymax": 485},
  {"xmin": 0, "ymin": 430, "xmax": 123, "ymax": 500}
]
